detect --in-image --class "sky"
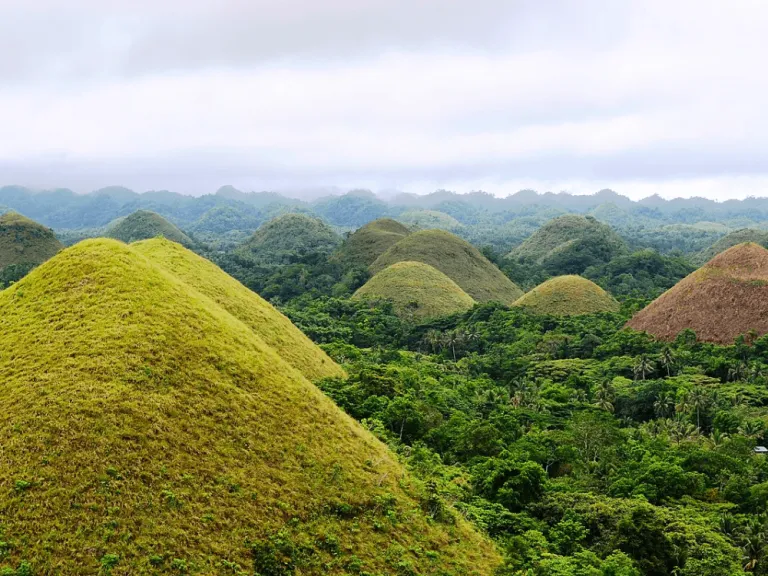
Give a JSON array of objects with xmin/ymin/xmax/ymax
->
[{"xmin": 2, "ymin": 0, "xmax": 768, "ymax": 200}]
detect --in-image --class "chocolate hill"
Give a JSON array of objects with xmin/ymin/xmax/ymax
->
[{"xmin": 626, "ymin": 242, "xmax": 768, "ymax": 344}]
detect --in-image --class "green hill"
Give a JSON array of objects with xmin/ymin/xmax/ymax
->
[
  {"xmin": 508, "ymin": 214, "xmax": 627, "ymax": 274},
  {"xmin": 353, "ymin": 261, "xmax": 475, "ymax": 321},
  {"xmin": 694, "ymin": 228, "xmax": 768, "ymax": 264},
  {"xmin": 0, "ymin": 239, "xmax": 499, "ymax": 574},
  {"xmin": 397, "ymin": 209, "xmax": 462, "ymax": 231},
  {"xmin": 0, "ymin": 211, "xmax": 63, "ymax": 271},
  {"xmin": 514, "ymin": 275, "xmax": 621, "ymax": 316},
  {"xmin": 371, "ymin": 229, "xmax": 523, "ymax": 304},
  {"xmin": 333, "ymin": 218, "xmax": 411, "ymax": 268},
  {"xmin": 132, "ymin": 237, "xmax": 344, "ymax": 381},
  {"xmin": 236, "ymin": 213, "xmax": 341, "ymax": 263},
  {"xmin": 106, "ymin": 210, "xmax": 194, "ymax": 247}
]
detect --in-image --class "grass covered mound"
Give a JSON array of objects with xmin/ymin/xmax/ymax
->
[
  {"xmin": 514, "ymin": 275, "xmax": 620, "ymax": 316},
  {"xmin": 397, "ymin": 209, "xmax": 462, "ymax": 231},
  {"xmin": 371, "ymin": 229, "xmax": 523, "ymax": 304},
  {"xmin": 694, "ymin": 228, "xmax": 768, "ymax": 264},
  {"xmin": 353, "ymin": 261, "xmax": 475, "ymax": 321},
  {"xmin": 627, "ymin": 242, "xmax": 768, "ymax": 344},
  {"xmin": 0, "ymin": 239, "xmax": 500, "ymax": 574},
  {"xmin": 236, "ymin": 213, "xmax": 342, "ymax": 264},
  {"xmin": 333, "ymin": 218, "xmax": 410, "ymax": 267},
  {"xmin": 507, "ymin": 214, "xmax": 627, "ymax": 273},
  {"xmin": 106, "ymin": 210, "xmax": 194, "ymax": 247},
  {"xmin": 132, "ymin": 237, "xmax": 344, "ymax": 381},
  {"xmin": 0, "ymin": 211, "xmax": 62, "ymax": 270}
]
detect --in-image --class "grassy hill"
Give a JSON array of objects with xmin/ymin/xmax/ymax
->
[
  {"xmin": 106, "ymin": 210, "xmax": 194, "ymax": 247},
  {"xmin": 0, "ymin": 239, "xmax": 499, "ymax": 574},
  {"xmin": 0, "ymin": 211, "xmax": 63, "ymax": 271},
  {"xmin": 397, "ymin": 209, "xmax": 462, "ymax": 231},
  {"xmin": 371, "ymin": 229, "xmax": 523, "ymax": 304},
  {"xmin": 236, "ymin": 213, "xmax": 342, "ymax": 264},
  {"xmin": 514, "ymin": 275, "xmax": 620, "ymax": 316},
  {"xmin": 333, "ymin": 218, "xmax": 411, "ymax": 267},
  {"xmin": 132, "ymin": 237, "xmax": 344, "ymax": 381},
  {"xmin": 627, "ymin": 242, "xmax": 768, "ymax": 343},
  {"xmin": 353, "ymin": 261, "xmax": 475, "ymax": 321},
  {"xmin": 694, "ymin": 228, "xmax": 768, "ymax": 264},
  {"xmin": 508, "ymin": 214, "xmax": 627, "ymax": 273}
]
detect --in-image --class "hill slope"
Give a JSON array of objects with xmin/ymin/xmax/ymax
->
[
  {"xmin": 132, "ymin": 237, "xmax": 344, "ymax": 381},
  {"xmin": 371, "ymin": 229, "xmax": 523, "ymax": 304},
  {"xmin": 397, "ymin": 209, "xmax": 462, "ymax": 231},
  {"xmin": 333, "ymin": 218, "xmax": 410, "ymax": 267},
  {"xmin": 694, "ymin": 228, "xmax": 768, "ymax": 264},
  {"xmin": 236, "ymin": 213, "xmax": 342, "ymax": 263},
  {"xmin": 353, "ymin": 261, "xmax": 475, "ymax": 321},
  {"xmin": 0, "ymin": 239, "xmax": 499, "ymax": 574},
  {"xmin": 106, "ymin": 210, "xmax": 194, "ymax": 246},
  {"xmin": 626, "ymin": 242, "xmax": 768, "ymax": 343},
  {"xmin": 0, "ymin": 211, "xmax": 62, "ymax": 270},
  {"xmin": 508, "ymin": 214, "xmax": 627, "ymax": 273},
  {"xmin": 514, "ymin": 275, "xmax": 620, "ymax": 316}
]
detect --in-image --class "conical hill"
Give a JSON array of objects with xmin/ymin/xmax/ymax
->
[
  {"xmin": 371, "ymin": 229, "xmax": 523, "ymax": 304},
  {"xmin": 0, "ymin": 239, "xmax": 499, "ymax": 573},
  {"xmin": 694, "ymin": 228, "xmax": 768, "ymax": 264},
  {"xmin": 626, "ymin": 242, "xmax": 768, "ymax": 343},
  {"xmin": 236, "ymin": 213, "xmax": 342, "ymax": 264},
  {"xmin": 0, "ymin": 211, "xmax": 62, "ymax": 270},
  {"xmin": 514, "ymin": 275, "xmax": 620, "ymax": 316},
  {"xmin": 353, "ymin": 261, "xmax": 475, "ymax": 321},
  {"xmin": 132, "ymin": 237, "xmax": 344, "ymax": 381},
  {"xmin": 333, "ymin": 218, "xmax": 410, "ymax": 267},
  {"xmin": 106, "ymin": 210, "xmax": 194, "ymax": 247}
]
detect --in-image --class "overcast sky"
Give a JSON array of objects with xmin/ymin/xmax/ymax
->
[{"xmin": 2, "ymin": 0, "xmax": 767, "ymax": 200}]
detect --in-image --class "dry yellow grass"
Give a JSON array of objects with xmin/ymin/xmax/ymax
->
[{"xmin": 514, "ymin": 275, "xmax": 620, "ymax": 316}]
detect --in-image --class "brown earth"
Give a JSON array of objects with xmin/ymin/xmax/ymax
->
[{"xmin": 626, "ymin": 242, "xmax": 768, "ymax": 344}]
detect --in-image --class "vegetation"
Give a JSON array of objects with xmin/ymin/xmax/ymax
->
[
  {"xmin": 333, "ymin": 218, "xmax": 410, "ymax": 268},
  {"xmin": 371, "ymin": 229, "xmax": 524, "ymax": 304},
  {"xmin": 397, "ymin": 209, "xmax": 462, "ymax": 231},
  {"xmin": 353, "ymin": 261, "xmax": 475, "ymax": 321},
  {"xmin": 106, "ymin": 210, "xmax": 194, "ymax": 247},
  {"xmin": 236, "ymin": 213, "xmax": 342, "ymax": 264},
  {"xmin": 0, "ymin": 211, "xmax": 62, "ymax": 286},
  {"xmin": 514, "ymin": 275, "xmax": 620, "ymax": 316},
  {"xmin": 0, "ymin": 239, "xmax": 499, "ymax": 574},
  {"xmin": 694, "ymin": 228, "xmax": 768, "ymax": 264},
  {"xmin": 627, "ymin": 242, "xmax": 768, "ymax": 343}
]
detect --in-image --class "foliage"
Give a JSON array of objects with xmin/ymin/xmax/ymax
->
[
  {"xmin": 0, "ymin": 211, "xmax": 62, "ymax": 271},
  {"xmin": 236, "ymin": 213, "xmax": 342, "ymax": 264},
  {"xmin": 106, "ymin": 210, "xmax": 194, "ymax": 247}
]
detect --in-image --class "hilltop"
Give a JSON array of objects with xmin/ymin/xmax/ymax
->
[
  {"xmin": 132, "ymin": 237, "xmax": 343, "ymax": 381},
  {"xmin": 334, "ymin": 218, "xmax": 411, "ymax": 267},
  {"xmin": 514, "ymin": 275, "xmax": 620, "ymax": 316},
  {"xmin": 0, "ymin": 239, "xmax": 499, "ymax": 574},
  {"xmin": 106, "ymin": 210, "xmax": 194, "ymax": 247},
  {"xmin": 627, "ymin": 242, "xmax": 768, "ymax": 343},
  {"xmin": 371, "ymin": 229, "xmax": 523, "ymax": 304},
  {"xmin": 508, "ymin": 214, "xmax": 627, "ymax": 274},
  {"xmin": 236, "ymin": 213, "xmax": 341, "ymax": 263},
  {"xmin": 694, "ymin": 228, "xmax": 768, "ymax": 264},
  {"xmin": 353, "ymin": 261, "xmax": 475, "ymax": 321},
  {"xmin": 0, "ymin": 211, "xmax": 63, "ymax": 286},
  {"xmin": 397, "ymin": 209, "xmax": 462, "ymax": 231}
]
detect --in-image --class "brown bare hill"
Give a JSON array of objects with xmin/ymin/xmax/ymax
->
[{"xmin": 626, "ymin": 242, "xmax": 768, "ymax": 344}]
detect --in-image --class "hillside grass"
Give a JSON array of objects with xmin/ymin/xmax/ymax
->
[
  {"xmin": 0, "ymin": 239, "xmax": 500, "ymax": 574},
  {"xmin": 694, "ymin": 228, "xmax": 768, "ymax": 264},
  {"xmin": 236, "ymin": 213, "xmax": 342, "ymax": 263},
  {"xmin": 371, "ymin": 229, "xmax": 523, "ymax": 304},
  {"xmin": 132, "ymin": 237, "xmax": 344, "ymax": 381},
  {"xmin": 333, "ymin": 218, "xmax": 410, "ymax": 267},
  {"xmin": 514, "ymin": 275, "xmax": 620, "ymax": 316},
  {"xmin": 106, "ymin": 210, "xmax": 194, "ymax": 247},
  {"xmin": 0, "ymin": 211, "xmax": 62, "ymax": 270},
  {"xmin": 353, "ymin": 261, "xmax": 475, "ymax": 321},
  {"xmin": 397, "ymin": 209, "xmax": 462, "ymax": 231}
]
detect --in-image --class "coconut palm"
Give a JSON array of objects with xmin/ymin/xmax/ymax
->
[
  {"xmin": 594, "ymin": 381, "xmax": 615, "ymax": 413},
  {"xmin": 633, "ymin": 355, "xmax": 656, "ymax": 381},
  {"xmin": 659, "ymin": 347, "xmax": 677, "ymax": 377},
  {"xmin": 688, "ymin": 386, "xmax": 712, "ymax": 430},
  {"xmin": 654, "ymin": 392, "xmax": 675, "ymax": 419}
]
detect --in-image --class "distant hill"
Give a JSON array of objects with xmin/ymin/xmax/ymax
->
[
  {"xmin": 694, "ymin": 228, "xmax": 768, "ymax": 264},
  {"xmin": 0, "ymin": 211, "xmax": 62, "ymax": 284},
  {"xmin": 334, "ymin": 218, "xmax": 411, "ymax": 267},
  {"xmin": 507, "ymin": 214, "xmax": 627, "ymax": 274},
  {"xmin": 626, "ymin": 243, "xmax": 768, "ymax": 343},
  {"xmin": 106, "ymin": 210, "xmax": 194, "ymax": 246},
  {"xmin": 397, "ymin": 209, "xmax": 462, "ymax": 231},
  {"xmin": 514, "ymin": 275, "xmax": 620, "ymax": 316},
  {"xmin": 236, "ymin": 213, "xmax": 341, "ymax": 264},
  {"xmin": 371, "ymin": 229, "xmax": 523, "ymax": 304},
  {"xmin": 132, "ymin": 237, "xmax": 344, "ymax": 381},
  {"xmin": 354, "ymin": 261, "xmax": 475, "ymax": 321},
  {"xmin": 0, "ymin": 239, "xmax": 499, "ymax": 573}
]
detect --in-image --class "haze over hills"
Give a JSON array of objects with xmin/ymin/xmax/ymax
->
[
  {"xmin": 371, "ymin": 229, "xmax": 524, "ymax": 304},
  {"xmin": 353, "ymin": 261, "xmax": 475, "ymax": 321},
  {"xmin": 693, "ymin": 228, "xmax": 768, "ymax": 264},
  {"xmin": 0, "ymin": 239, "xmax": 499, "ymax": 573},
  {"xmin": 626, "ymin": 243, "xmax": 768, "ymax": 344},
  {"xmin": 514, "ymin": 275, "xmax": 621, "ymax": 316},
  {"xmin": 106, "ymin": 210, "xmax": 194, "ymax": 247}
]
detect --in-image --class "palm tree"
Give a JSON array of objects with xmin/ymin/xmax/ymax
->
[
  {"xmin": 709, "ymin": 430, "xmax": 730, "ymax": 447},
  {"xmin": 688, "ymin": 386, "xmax": 711, "ymax": 430},
  {"xmin": 424, "ymin": 330, "xmax": 442, "ymax": 354},
  {"xmin": 654, "ymin": 392, "xmax": 675, "ymax": 419},
  {"xmin": 442, "ymin": 330, "xmax": 465, "ymax": 361},
  {"xmin": 594, "ymin": 381, "xmax": 615, "ymax": 413},
  {"xmin": 659, "ymin": 347, "xmax": 677, "ymax": 377},
  {"xmin": 739, "ymin": 420, "xmax": 764, "ymax": 439},
  {"xmin": 633, "ymin": 355, "xmax": 656, "ymax": 381}
]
